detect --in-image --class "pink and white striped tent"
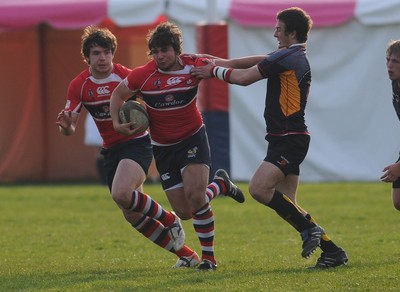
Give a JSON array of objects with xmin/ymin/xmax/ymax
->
[{"xmin": 2, "ymin": 0, "xmax": 400, "ymax": 30}]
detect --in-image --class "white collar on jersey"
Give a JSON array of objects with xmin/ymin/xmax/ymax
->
[{"xmin": 289, "ymin": 43, "xmax": 306, "ymax": 48}]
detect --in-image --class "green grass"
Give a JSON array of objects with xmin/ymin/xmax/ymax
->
[{"xmin": 1, "ymin": 182, "xmax": 399, "ymax": 291}]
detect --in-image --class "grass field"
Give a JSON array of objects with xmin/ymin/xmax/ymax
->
[{"xmin": 0, "ymin": 181, "xmax": 399, "ymax": 291}]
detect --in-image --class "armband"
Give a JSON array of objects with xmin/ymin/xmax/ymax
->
[{"xmin": 211, "ymin": 66, "xmax": 233, "ymax": 83}]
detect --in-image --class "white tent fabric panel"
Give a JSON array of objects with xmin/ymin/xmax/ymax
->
[
  {"xmin": 355, "ymin": 0, "xmax": 400, "ymax": 25},
  {"xmin": 108, "ymin": 0, "xmax": 164, "ymax": 26},
  {"xmin": 167, "ymin": 0, "xmax": 231, "ymax": 24}
]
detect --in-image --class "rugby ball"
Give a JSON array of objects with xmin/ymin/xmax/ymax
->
[{"xmin": 119, "ymin": 100, "xmax": 149, "ymax": 130}]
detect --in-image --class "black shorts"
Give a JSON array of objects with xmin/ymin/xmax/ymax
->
[
  {"xmin": 393, "ymin": 153, "xmax": 400, "ymax": 188},
  {"xmin": 100, "ymin": 135, "xmax": 153, "ymax": 190},
  {"xmin": 153, "ymin": 126, "xmax": 211, "ymax": 191},
  {"xmin": 264, "ymin": 134, "xmax": 310, "ymax": 176}
]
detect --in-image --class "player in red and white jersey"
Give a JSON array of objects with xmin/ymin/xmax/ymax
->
[
  {"xmin": 66, "ymin": 62, "xmax": 137, "ymax": 148},
  {"xmin": 56, "ymin": 25, "xmax": 199, "ymax": 267},
  {"xmin": 121, "ymin": 55, "xmax": 205, "ymax": 145},
  {"xmin": 110, "ymin": 22, "xmax": 245, "ymax": 271}
]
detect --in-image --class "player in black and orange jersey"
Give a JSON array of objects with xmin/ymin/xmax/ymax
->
[
  {"xmin": 381, "ymin": 40, "xmax": 400, "ymax": 211},
  {"xmin": 110, "ymin": 22, "xmax": 245, "ymax": 271},
  {"xmin": 56, "ymin": 25, "xmax": 197, "ymax": 266},
  {"xmin": 191, "ymin": 7, "xmax": 347, "ymax": 269}
]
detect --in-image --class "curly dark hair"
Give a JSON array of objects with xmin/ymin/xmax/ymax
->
[
  {"xmin": 146, "ymin": 22, "xmax": 183, "ymax": 56},
  {"xmin": 277, "ymin": 7, "xmax": 313, "ymax": 43},
  {"xmin": 81, "ymin": 25, "xmax": 117, "ymax": 64}
]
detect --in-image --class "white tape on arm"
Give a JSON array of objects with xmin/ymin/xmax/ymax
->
[{"xmin": 211, "ymin": 66, "xmax": 233, "ymax": 83}]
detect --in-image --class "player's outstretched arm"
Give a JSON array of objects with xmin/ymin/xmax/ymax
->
[
  {"xmin": 191, "ymin": 63, "xmax": 263, "ymax": 86},
  {"xmin": 216, "ymin": 55, "xmax": 265, "ymax": 69}
]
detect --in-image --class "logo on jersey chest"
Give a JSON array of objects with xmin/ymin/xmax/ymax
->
[
  {"xmin": 167, "ymin": 77, "xmax": 185, "ymax": 86},
  {"xmin": 153, "ymin": 76, "xmax": 194, "ymax": 89},
  {"xmin": 165, "ymin": 95, "xmax": 174, "ymax": 102},
  {"xmin": 154, "ymin": 94, "xmax": 185, "ymax": 108},
  {"xmin": 97, "ymin": 86, "xmax": 110, "ymax": 96},
  {"xmin": 154, "ymin": 78, "xmax": 161, "ymax": 88},
  {"xmin": 91, "ymin": 104, "xmax": 110, "ymax": 120}
]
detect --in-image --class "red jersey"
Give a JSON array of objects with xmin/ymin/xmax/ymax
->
[
  {"xmin": 123, "ymin": 55, "xmax": 206, "ymax": 145},
  {"xmin": 64, "ymin": 63, "xmax": 146, "ymax": 148}
]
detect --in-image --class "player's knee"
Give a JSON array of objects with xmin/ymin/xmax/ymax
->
[
  {"xmin": 174, "ymin": 209, "xmax": 192, "ymax": 220},
  {"xmin": 249, "ymin": 185, "xmax": 261, "ymax": 201},
  {"xmin": 393, "ymin": 201, "xmax": 400, "ymax": 211},
  {"xmin": 186, "ymin": 188, "xmax": 207, "ymax": 215},
  {"xmin": 111, "ymin": 189, "xmax": 132, "ymax": 209},
  {"xmin": 249, "ymin": 183, "xmax": 273, "ymax": 204}
]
